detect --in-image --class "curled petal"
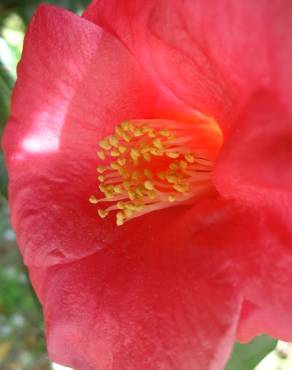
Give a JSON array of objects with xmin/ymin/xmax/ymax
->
[
  {"xmin": 30, "ymin": 211, "xmax": 243, "ymax": 370},
  {"xmin": 214, "ymin": 92, "xmax": 292, "ymax": 207},
  {"xmin": 237, "ymin": 206, "xmax": 292, "ymax": 342},
  {"xmin": 84, "ymin": 0, "xmax": 292, "ymax": 126},
  {"xmin": 2, "ymin": 5, "xmax": 159, "ymax": 266}
]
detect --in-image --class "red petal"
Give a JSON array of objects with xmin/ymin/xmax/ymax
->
[
  {"xmin": 29, "ymin": 215, "xmax": 242, "ymax": 370},
  {"xmin": 267, "ymin": 1, "xmax": 292, "ymax": 117},
  {"xmin": 84, "ymin": 0, "xmax": 292, "ymax": 125},
  {"xmin": 2, "ymin": 5, "xmax": 160, "ymax": 265},
  {"xmin": 214, "ymin": 92, "xmax": 292, "ymax": 340},
  {"xmin": 237, "ymin": 206, "xmax": 292, "ymax": 342},
  {"xmin": 26, "ymin": 196, "xmax": 292, "ymax": 367},
  {"xmin": 214, "ymin": 92, "xmax": 292, "ymax": 207}
]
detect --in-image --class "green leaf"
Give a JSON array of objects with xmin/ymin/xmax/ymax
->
[
  {"xmin": 0, "ymin": 59, "xmax": 14, "ymax": 90},
  {"xmin": 0, "ymin": 63, "xmax": 13, "ymax": 130},
  {"xmin": 226, "ymin": 336, "xmax": 277, "ymax": 370},
  {"xmin": 0, "ymin": 31, "xmax": 17, "ymax": 200},
  {"xmin": 0, "ymin": 152, "xmax": 8, "ymax": 198},
  {"xmin": 1, "ymin": 0, "xmax": 91, "ymax": 24}
]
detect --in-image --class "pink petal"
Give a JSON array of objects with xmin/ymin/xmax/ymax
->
[
  {"xmin": 214, "ymin": 91, "xmax": 292, "ymax": 340},
  {"xmin": 27, "ymin": 195, "xmax": 292, "ymax": 367},
  {"xmin": 214, "ymin": 92, "xmax": 292, "ymax": 208},
  {"xmin": 84, "ymin": 0, "xmax": 292, "ymax": 126},
  {"xmin": 237, "ymin": 206, "xmax": 292, "ymax": 342},
  {"xmin": 2, "ymin": 5, "xmax": 160, "ymax": 265},
  {"xmin": 29, "ymin": 214, "xmax": 243, "ymax": 370}
]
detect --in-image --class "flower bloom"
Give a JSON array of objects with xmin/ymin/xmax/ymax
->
[{"xmin": 2, "ymin": 0, "xmax": 292, "ymax": 369}]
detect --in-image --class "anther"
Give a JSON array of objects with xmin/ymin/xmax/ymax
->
[
  {"xmin": 184, "ymin": 153, "xmax": 195, "ymax": 163},
  {"xmin": 90, "ymin": 117, "xmax": 223, "ymax": 226},
  {"xmin": 97, "ymin": 165, "xmax": 106, "ymax": 173},
  {"xmin": 166, "ymin": 152, "xmax": 180, "ymax": 158},
  {"xmin": 144, "ymin": 180, "xmax": 154, "ymax": 191},
  {"xmin": 99, "ymin": 139, "xmax": 111, "ymax": 150},
  {"xmin": 98, "ymin": 209, "xmax": 109, "ymax": 218},
  {"xmin": 89, "ymin": 195, "xmax": 98, "ymax": 204},
  {"xmin": 97, "ymin": 151, "xmax": 106, "ymax": 160}
]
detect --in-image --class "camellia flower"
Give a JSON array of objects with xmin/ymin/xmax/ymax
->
[{"xmin": 3, "ymin": 0, "xmax": 292, "ymax": 369}]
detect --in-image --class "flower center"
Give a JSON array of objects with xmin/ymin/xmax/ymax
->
[{"xmin": 89, "ymin": 117, "xmax": 223, "ymax": 226}]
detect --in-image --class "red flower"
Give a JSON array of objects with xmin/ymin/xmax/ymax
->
[{"xmin": 3, "ymin": 1, "xmax": 292, "ymax": 369}]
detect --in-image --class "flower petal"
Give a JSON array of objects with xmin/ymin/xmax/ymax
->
[
  {"xmin": 84, "ymin": 0, "xmax": 291, "ymax": 125},
  {"xmin": 29, "ymin": 222, "xmax": 242, "ymax": 370},
  {"xmin": 214, "ymin": 92, "xmax": 292, "ymax": 208},
  {"xmin": 214, "ymin": 91, "xmax": 292, "ymax": 340},
  {"xmin": 27, "ymin": 195, "xmax": 292, "ymax": 367},
  {"xmin": 2, "ymin": 5, "xmax": 159, "ymax": 266},
  {"xmin": 237, "ymin": 206, "xmax": 292, "ymax": 342}
]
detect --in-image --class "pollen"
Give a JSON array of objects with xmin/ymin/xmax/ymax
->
[{"xmin": 89, "ymin": 117, "xmax": 223, "ymax": 226}]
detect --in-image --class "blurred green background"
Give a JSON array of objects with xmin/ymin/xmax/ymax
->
[{"xmin": 0, "ymin": 1, "xmax": 291, "ymax": 369}]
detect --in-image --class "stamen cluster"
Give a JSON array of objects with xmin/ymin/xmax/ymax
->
[{"xmin": 89, "ymin": 119, "xmax": 220, "ymax": 226}]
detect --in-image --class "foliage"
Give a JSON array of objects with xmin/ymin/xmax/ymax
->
[
  {"xmin": 0, "ymin": 199, "xmax": 48, "ymax": 369},
  {"xmin": 227, "ymin": 335, "xmax": 277, "ymax": 370},
  {"xmin": 0, "ymin": 0, "xmax": 90, "ymax": 25}
]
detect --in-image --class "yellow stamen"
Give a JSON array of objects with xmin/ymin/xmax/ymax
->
[
  {"xmin": 110, "ymin": 149, "xmax": 120, "ymax": 157},
  {"xmin": 117, "ymin": 158, "xmax": 126, "ymax": 166},
  {"xmin": 173, "ymin": 183, "xmax": 188, "ymax": 193},
  {"xmin": 110, "ymin": 162, "xmax": 120, "ymax": 170},
  {"xmin": 108, "ymin": 135, "xmax": 118, "ymax": 147},
  {"xmin": 116, "ymin": 211, "xmax": 125, "ymax": 226},
  {"xmin": 98, "ymin": 209, "xmax": 109, "ymax": 218},
  {"xmin": 159, "ymin": 129, "xmax": 171, "ymax": 137},
  {"xmin": 114, "ymin": 185, "xmax": 122, "ymax": 194},
  {"xmin": 89, "ymin": 117, "xmax": 223, "ymax": 226},
  {"xmin": 166, "ymin": 152, "xmax": 180, "ymax": 159},
  {"xmin": 185, "ymin": 153, "xmax": 195, "ymax": 163},
  {"xmin": 115, "ymin": 126, "xmax": 124, "ymax": 136},
  {"xmin": 118, "ymin": 145, "xmax": 127, "ymax": 154},
  {"xmin": 97, "ymin": 151, "xmax": 106, "ymax": 160},
  {"xmin": 143, "ymin": 152, "xmax": 151, "ymax": 162},
  {"xmin": 99, "ymin": 139, "xmax": 111, "ymax": 150},
  {"xmin": 89, "ymin": 195, "xmax": 98, "ymax": 204},
  {"xmin": 121, "ymin": 121, "xmax": 130, "ymax": 131},
  {"xmin": 97, "ymin": 165, "xmax": 106, "ymax": 173},
  {"xmin": 133, "ymin": 128, "xmax": 143, "ymax": 137},
  {"xmin": 168, "ymin": 194, "xmax": 176, "ymax": 202},
  {"xmin": 153, "ymin": 139, "xmax": 163, "ymax": 149},
  {"xmin": 179, "ymin": 160, "xmax": 188, "ymax": 170},
  {"xmin": 144, "ymin": 180, "xmax": 154, "ymax": 191}
]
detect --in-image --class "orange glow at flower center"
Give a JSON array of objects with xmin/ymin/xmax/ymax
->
[{"xmin": 89, "ymin": 117, "xmax": 223, "ymax": 226}]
